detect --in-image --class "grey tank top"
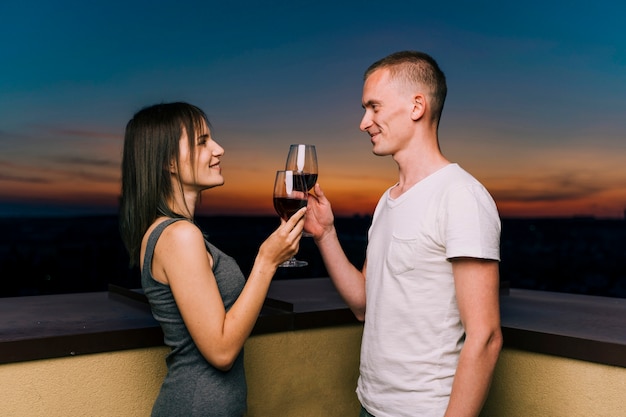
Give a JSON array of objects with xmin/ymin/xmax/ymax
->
[{"xmin": 142, "ymin": 218, "xmax": 247, "ymax": 417}]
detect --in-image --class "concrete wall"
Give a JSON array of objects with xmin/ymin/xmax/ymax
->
[
  {"xmin": 0, "ymin": 324, "xmax": 363, "ymax": 417},
  {"xmin": 0, "ymin": 347, "xmax": 169, "ymax": 416},
  {"xmin": 1, "ymin": 326, "xmax": 625, "ymax": 417},
  {"xmin": 481, "ymin": 348, "xmax": 626, "ymax": 417},
  {"xmin": 245, "ymin": 325, "xmax": 362, "ymax": 416}
]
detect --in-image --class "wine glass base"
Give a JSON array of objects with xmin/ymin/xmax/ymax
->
[{"xmin": 279, "ymin": 258, "xmax": 308, "ymax": 267}]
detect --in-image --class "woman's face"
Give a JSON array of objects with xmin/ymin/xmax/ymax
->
[{"xmin": 175, "ymin": 120, "xmax": 225, "ymax": 192}]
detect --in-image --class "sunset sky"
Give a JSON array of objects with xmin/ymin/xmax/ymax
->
[{"xmin": 1, "ymin": 0, "xmax": 625, "ymax": 218}]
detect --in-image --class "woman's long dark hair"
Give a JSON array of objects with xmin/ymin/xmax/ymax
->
[{"xmin": 119, "ymin": 102, "xmax": 210, "ymax": 266}]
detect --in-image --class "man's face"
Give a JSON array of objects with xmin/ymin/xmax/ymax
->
[{"xmin": 359, "ymin": 68, "xmax": 416, "ymax": 157}]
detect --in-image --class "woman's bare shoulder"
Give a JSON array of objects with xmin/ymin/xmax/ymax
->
[{"xmin": 159, "ymin": 218, "xmax": 203, "ymax": 243}]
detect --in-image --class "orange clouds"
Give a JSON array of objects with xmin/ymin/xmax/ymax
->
[{"xmin": 2, "ymin": 125, "xmax": 625, "ymax": 219}]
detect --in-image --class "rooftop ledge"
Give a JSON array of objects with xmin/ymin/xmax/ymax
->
[{"xmin": 1, "ymin": 278, "xmax": 625, "ymax": 368}]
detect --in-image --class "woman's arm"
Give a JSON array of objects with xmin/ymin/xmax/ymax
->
[{"xmin": 154, "ymin": 208, "xmax": 306, "ymax": 371}]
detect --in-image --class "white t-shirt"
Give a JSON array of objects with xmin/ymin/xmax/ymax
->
[{"xmin": 357, "ymin": 163, "xmax": 500, "ymax": 417}]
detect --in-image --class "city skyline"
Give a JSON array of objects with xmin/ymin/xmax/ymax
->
[{"xmin": 1, "ymin": 1, "xmax": 625, "ymax": 218}]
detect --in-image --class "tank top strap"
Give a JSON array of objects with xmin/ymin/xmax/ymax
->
[{"xmin": 142, "ymin": 218, "xmax": 186, "ymax": 273}]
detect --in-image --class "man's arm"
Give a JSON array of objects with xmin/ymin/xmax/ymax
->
[
  {"xmin": 306, "ymin": 184, "xmax": 367, "ymax": 320},
  {"xmin": 445, "ymin": 257, "xmax": 502, "ymax": 417}
]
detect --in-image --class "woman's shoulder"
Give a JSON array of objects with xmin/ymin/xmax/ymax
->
[
  {"xmin": 152, "ymin": 218, "xmax": 209, "ymax": 264},
  {"xmin": 158, "ymin": 217, "xmax": 202, "ymax": 241},
  {"xmin": 142, "ymin": 217, "xmax": 198, "ymax": 245}
]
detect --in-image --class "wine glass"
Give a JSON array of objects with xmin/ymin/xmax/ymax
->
[
  {"xmin": 273, "ymin": 170, "xmax": 308, "ymax": 267},
  {"xmin": 285, "ymin": 144, "xmax": 317, "ymax": 192},
  {"xmin": 285, "ymin": 144, "xmax": 317, "ymax": 237}
]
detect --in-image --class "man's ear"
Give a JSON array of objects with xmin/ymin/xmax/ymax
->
[{"xmin": 411, "ymin": 94, "xmax": 426, "ymax": 121}]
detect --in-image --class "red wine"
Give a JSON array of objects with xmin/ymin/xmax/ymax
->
[
  {"xmin": 301, "ymin": 173, "xmax": 318, "ymax": 190},
  {"xmin": 273, "ymin": 197, "xmax": 307, "ymax": 220}
]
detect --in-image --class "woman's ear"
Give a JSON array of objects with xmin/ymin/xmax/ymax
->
[
  {"xmin": 168, "ymin": 159, "xmax": 177, "ymax": 174},
  {"xmin": 411, "ymin": 94, "xmax": 426, "ymax": 121}
]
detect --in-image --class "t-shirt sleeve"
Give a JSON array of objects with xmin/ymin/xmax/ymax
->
[{"xmin": 443, "ymin": 183, "xmax": 501, "ymax": 261}]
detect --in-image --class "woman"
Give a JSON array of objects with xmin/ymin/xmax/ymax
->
[{"xmin": 119, "ymin": 102, "xmax": 305, "ymax": 416}]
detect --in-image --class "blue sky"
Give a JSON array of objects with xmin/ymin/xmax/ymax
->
[{"xmin": 1, "ymin": 0, "xmax": 625, "ymax": 217}]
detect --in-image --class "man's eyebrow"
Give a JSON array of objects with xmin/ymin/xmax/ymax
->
[{"xmin": 362, "ymin": 100, "xmax": 378, "ymax": 109}]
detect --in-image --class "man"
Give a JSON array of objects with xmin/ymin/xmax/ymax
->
[{"xmin": 305, "ymin": 51, "xmax": 502, "ymax": 417}]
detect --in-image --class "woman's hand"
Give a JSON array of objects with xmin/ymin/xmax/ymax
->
[{"xmin": 258, "ymin": 206, "xmax": 306, "ymax": 267}]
